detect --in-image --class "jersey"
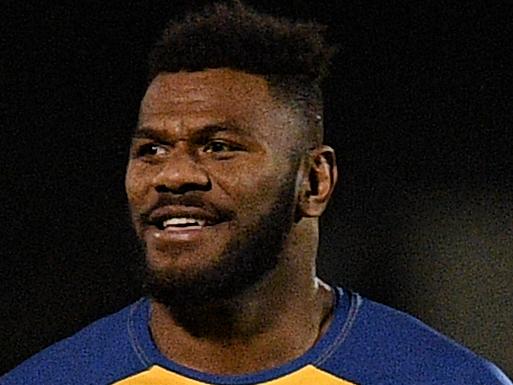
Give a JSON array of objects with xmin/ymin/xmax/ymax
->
[{"xmin": 1, "ymin": 287, "xmax": 511, "ymax": 385}]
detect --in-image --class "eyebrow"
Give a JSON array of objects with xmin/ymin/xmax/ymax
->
[
  {"xmin": 132, "ymin": 124, "xmax": 246, "ymax": 141},
  {"xmin": 132, "ymin": 127, "xmax": 166, "ymax": 141}
]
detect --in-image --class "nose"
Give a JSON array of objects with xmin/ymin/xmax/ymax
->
[{"xmin": 152, "ymin": 150, "xmax": 211, "ymax": 194}]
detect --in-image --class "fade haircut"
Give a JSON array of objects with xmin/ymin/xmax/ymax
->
[{"xmin": 148, "ymin": 1, "xmax": 335, "ymax": 147}]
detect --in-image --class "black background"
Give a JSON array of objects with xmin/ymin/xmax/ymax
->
[{"xmin": 2, "ymin": 0, "xmax": 512, "ymax": 376}]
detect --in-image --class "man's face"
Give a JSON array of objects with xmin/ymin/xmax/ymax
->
[{"xmin": 125, "ymin": 68, "xmax": 306, "ymax": 305}]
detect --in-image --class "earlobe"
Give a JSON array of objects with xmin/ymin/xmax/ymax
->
[{"xmin": 297, "ymin": 146, "xmax": 338, "ymax": 218}]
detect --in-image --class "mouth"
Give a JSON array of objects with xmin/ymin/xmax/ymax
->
[
  {"xmin": 144, "ymin": 205, "xmax": 227, "ymax": 242},
  {"xmin": 157, "ymin": 217, "xmax": 208, "ymax": 231}
]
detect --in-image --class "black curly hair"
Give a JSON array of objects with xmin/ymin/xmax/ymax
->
[{"xmin": 148, "ymin": 1, "xmax": 335, "ymax": 145}]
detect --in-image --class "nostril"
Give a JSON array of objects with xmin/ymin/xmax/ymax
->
[
  {"xmin": 152, "ymin": 160, "xmax": 212, "ymax": 194},
  {"xmin": 155, "ymin": 180, "xmax": 212, "ymax": 194},
  {"xmin": 155, "ymin": 184, "xmax": 170, "ymax": 193}
]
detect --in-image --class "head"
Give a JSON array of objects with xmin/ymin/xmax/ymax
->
[{"xmin": 125, "ymin": 1, "xmax": 338, "ymax": 308}]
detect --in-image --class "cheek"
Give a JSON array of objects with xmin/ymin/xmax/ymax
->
[
  {"xmin": 125, "ymin": 162, "xmax": 154, "ymax": 205},
  {"xmin": 214, "ymin": 160, "xmax": 295, "ymax": 214}
]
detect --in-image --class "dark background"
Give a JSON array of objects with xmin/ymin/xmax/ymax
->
[{"xmin": 2, "ymin": 0, "xmax": 512, "ymax": 376}]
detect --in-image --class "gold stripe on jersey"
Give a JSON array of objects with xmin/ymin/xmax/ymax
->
[{"xmin": 113, "ymin": 364, "xmax": 356, "ymax": 385}]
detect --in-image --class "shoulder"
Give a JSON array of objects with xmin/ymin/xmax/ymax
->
[
  {"xmin": 325, "ymin": 290, "xmax": 512, "ymax": 385},
  {"xmin": 0, "ymin": 299, "xmax": 148, "ymax": 385}
]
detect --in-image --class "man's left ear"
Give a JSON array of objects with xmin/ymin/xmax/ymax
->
[{"xmin": 297, "ymin": 145, "xmax": 338, "ymax": 218}]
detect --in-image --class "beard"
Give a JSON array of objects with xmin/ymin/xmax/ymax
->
[{"xmin": 139, "ymin": 167, "xmax": 299, "ymax": 313}]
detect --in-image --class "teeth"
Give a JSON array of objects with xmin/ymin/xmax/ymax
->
[{"xmin": 162, "ymin": 218, "xmax": 206, "ymax": 228}]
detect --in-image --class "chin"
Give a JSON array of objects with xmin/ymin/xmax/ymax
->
[
  {"xmin": 145, "ymin": 246, "xmax": 225, "ymax": 277},
  {"xmin": 142, "ymin": 239, "xmax": 279, "ymax": 308}
]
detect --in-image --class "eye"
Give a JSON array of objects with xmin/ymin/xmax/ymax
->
[
  {"xmin": 203, "ymin": 140, "xmax": 238, "ymax": 153},
  {"xmin": 135, "ymin": 143, "xmax": 167, "ymax": 157}
]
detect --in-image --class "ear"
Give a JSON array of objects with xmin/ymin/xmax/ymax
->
[{"xmin": 297, "ymin": 145, "xmax": 338, "ymax": 218}]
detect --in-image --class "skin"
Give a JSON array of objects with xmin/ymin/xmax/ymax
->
[{"xmin": 125, "ymin": 68, "xmax": 338, "ymax": 375}]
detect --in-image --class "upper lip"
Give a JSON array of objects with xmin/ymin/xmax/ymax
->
[{"xmin": 147, "ymin": 205, "xmax": 223, "ymax": 227}]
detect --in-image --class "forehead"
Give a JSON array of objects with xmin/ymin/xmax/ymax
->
[
  {"xmin": 138, "ymin": 69, "xmax": 306, "ymax": 151},
  {"xmin": 141, "ymin": 69, "xmax": 276, "ymax": 119}
]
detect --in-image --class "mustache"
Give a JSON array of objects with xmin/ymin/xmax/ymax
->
[{"xmin": 140, "ymin": 194, "xmax": 235, "ymax": 222}]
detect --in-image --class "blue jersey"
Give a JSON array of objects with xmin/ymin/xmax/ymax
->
[{"xmin": 1, "ymin": 288, "xmax": 511, "ymax": 385}]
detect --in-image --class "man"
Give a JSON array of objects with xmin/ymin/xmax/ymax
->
[{"xmin": 2, "ymin": 2, "xmax": 511, "ymax": 384}]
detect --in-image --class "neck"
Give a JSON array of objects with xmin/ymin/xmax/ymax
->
[{"xmin": 149, "ymin": 220, "xmax": 334, "ymax": 375}]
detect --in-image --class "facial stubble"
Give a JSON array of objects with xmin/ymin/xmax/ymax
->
[{"xmin": 140, "ymin": 166, "xmax": 300, "ymax": 313}]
